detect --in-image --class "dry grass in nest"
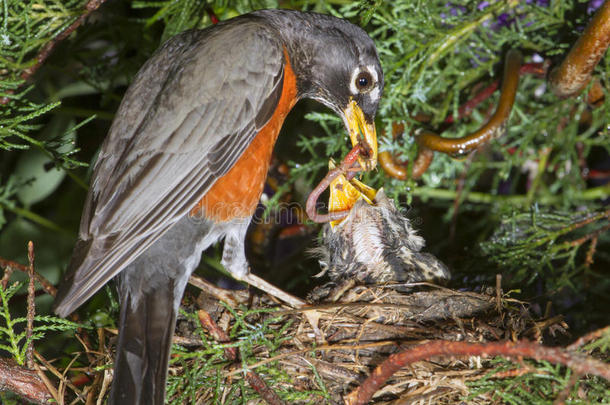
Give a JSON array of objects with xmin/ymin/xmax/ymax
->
[{"xmin": 161, "ymin": 277, "xmax": 570, "ymax": 404}]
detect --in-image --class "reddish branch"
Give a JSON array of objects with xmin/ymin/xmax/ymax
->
[
  {"xmin": 0, "ymin": 358, "xmax": 52, "ymax": 404},
  {"xmin": 568, "ymin": 326, "xmax": 610, "ymax": 351},
  {"xmin": 0, "ymin": 257, "xmax": 57, "ymax": 297},
  {"xmin": 346, "ymin": 340, "xmax": 610, "ymax": 405},
  {"xmin": 549, "ymin": 0, "xmax": 610, "ymax": 98},
  {"xmin": 197, "ymin": 310, "xmax": 285, "ymax": 405},
  {"xmin": 21, "ymin": 0, "xmax": 106, "ymax": 81},
  {"xmin": 197, "ymin": 310, "xmax": 238, "ymax": 361},
  {"xmin": 1, "ymin": 0, "xmax": 107, "ymax": 105},
  {"xmin": 206, "ymin": 8, "xmax": 220, "ymax": 24}
]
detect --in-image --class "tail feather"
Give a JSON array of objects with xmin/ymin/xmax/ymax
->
[
  {"xmin": 109, "ymin": 281, "xmax": 177, "ymax": 405},
  {"xmin": 53, "ymin": 239, "xmax": 95, "ymax": 317}
]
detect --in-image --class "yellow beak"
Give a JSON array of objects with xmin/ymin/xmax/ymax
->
[
  {"xmin": 328, "ymin": 160, "xmax": 377, "ymax": 228},
  {"xmin": 344, "ymin": 99, "xmax": 378, "ymax": 171}
]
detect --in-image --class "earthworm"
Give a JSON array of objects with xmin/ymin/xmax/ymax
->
[
  {"xmin": 379, "ymin": 49, "xmax": 522, "ymax": 180},
  {"xmin": 548, "ymin": 0, "xmax": 610, "ymax": 98},
  {"xmin": 306, "ymin": 144, "xmax": 363, "ymax": 223}
]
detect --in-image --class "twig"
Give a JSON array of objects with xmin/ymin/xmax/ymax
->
[
  {"xmin": 495, "ymin": 274, "xmax": 502, "ymax": 312},
  {"xmin": 206, "ymin": 8, "xmax": 220, "ymax": 24},
  {"xmin": 85, "ymin": 372, "xmax": 102, "ymax": 405},
  {"xmin": 34, "ymin": 351, "xmax": 84, "ymax": 402},
  {"xmin": 197, "ymin": 310, "xmax": 237, "ymax": 361},
  {"xmin": 0, "ymin": 257, "xmax": 57, "ymax": 297},
  {"xmin": 21, "ymin": 0, "xmax": 106, "ymax": 81},
  {"xmin": 0, "ymin": 357, "xmax": 52, "ymax": 404},
  {"xmin": 0, "ymin": 0, "xmax": 108, "ymax": 105},
  {"xmin": 96, "ymin": 369, "xmax": 112, "ymax": 405},
  {"xmin": 26, "ymin": 242, "xmax": 36, "ymax": 369},
  {"xmin": 584, "ymin": 235, "xmax": 598, "ymax": 268},
  {"xmin": 1, "ymin": 265, "xmax": 13, "ymax": 290},
  {"xmin": 568, "ymin": 223, "xmax": 610, "ymax": 247},
  {"xmin": 197, "ymin": 309, "xmax": 285, "ymax": 405},
  {"xmin": 568, "ymin": 326, "xmax": 610, "ymax": 351},
  {"xmin": 224, "ymin": 341, "xmax": 398, "ymax": 378},
  {"xmin": 35, "ymin": 361, "xmax": 61, "ymax": 405},
  {"xmin": 188, "ymin": 274, "xmax": 248, "ymax": 307},
  {"xmin": 345, "ymin": 340, "xmax": 610, "ymax": 405}
]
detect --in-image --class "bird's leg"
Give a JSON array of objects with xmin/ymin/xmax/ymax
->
[{"xmin": 221, "ymin": 219, "xmax": 305, "ymax": 308}]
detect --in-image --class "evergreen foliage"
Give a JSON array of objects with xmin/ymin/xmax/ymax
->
[{"xmin": 0, "ymin": 0, "xmax": 608, "ymax": 403}]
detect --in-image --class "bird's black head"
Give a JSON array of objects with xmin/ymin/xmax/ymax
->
[{"xmin": 256, "ymin": 9, "xmax": 383, "ymax": 170}]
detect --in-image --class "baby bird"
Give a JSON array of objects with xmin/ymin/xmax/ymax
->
[{"xmin": 316, "ymin": 172, "xmax": 450, "ymax": 285}]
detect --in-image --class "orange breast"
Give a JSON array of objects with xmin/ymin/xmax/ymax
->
[{"xmin": 190, "ymin": 50, "xmax": 298, "ymax": 222}]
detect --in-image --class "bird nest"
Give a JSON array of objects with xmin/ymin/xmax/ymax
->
[
  {"xmin": 169, "ymin": 278, "xmax": 568, "ymax": 404},
  {"xmin": 162, "ymin": 189, "xmax": 575, "ymax": 404}
]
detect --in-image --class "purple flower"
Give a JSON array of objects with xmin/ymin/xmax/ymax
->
[
  {"xmin": 527, "ymin": 0, "xmax": 550, "ymax": 6},
  {"xmin": 441, "ymin": 2, "xmax": 466, "ymax": 20},
  {"xmin": 477, "ymin": 1, "xmax": 490, "ymax": 11},
  {"xmin": 588, "ymin": 0, "xmax": 604, "ymax": 14}
]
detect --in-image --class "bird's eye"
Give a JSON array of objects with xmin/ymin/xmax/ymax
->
[{"xmin": 355, "ymin": 71, "xmax": 373, "ymax": 92}]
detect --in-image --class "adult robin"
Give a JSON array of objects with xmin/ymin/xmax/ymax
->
[{"xmin": 53, "ymin": 8, "xmax": 383, "ymax": 405}]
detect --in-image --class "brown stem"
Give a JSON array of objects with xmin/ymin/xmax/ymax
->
[
  {"xmin": 197, "ymin": 310, "xmax": 237, "ymax": 361},
  {"xmin": 21, "ymin": 0, "xmax": 107, "ymax": 81},
  {"xmin": 0, "ymin": 357, "xmax": 52, "ymax": 404},
  {"xmin": 568, "ymin": 326, "xmax": 610, "ymax": 351},
  {"xmin": 0, "ymin": 257, "xmax": 57, "ymax": 297},
  {"xmin": 548, "ymin": 1, "xmax": 610, "ymax": 98},
  {"xmin": 346, "ymin": 340, "xmax": 610, "ymax": 405},
  {"xmin": 197, "ymin": 310, "xmax": 285, "ymax": 405},
  {"xmin": 26, "ymin": 242, "xmax": 36, "ymax": 370},
  {"xmin": 1, "ymin": 0, "xmax": 107, "ymax": 105},
  {"xmin": 1, "ymin": 266, "xmax": 13, "ymax": 290}
]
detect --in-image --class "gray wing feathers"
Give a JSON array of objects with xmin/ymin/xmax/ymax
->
[{"xmin": 55, "ymin": 21, "xmax": 285, "ymax": 316}]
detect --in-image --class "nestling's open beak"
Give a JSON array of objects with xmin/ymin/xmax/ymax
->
[
  {"xmin": 328, "ymin": 159, "xmax": 377, "ymax": 227},
  {"xmin": 343, "ymin": 100, "xmax": 378, "ymax": 171}
]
